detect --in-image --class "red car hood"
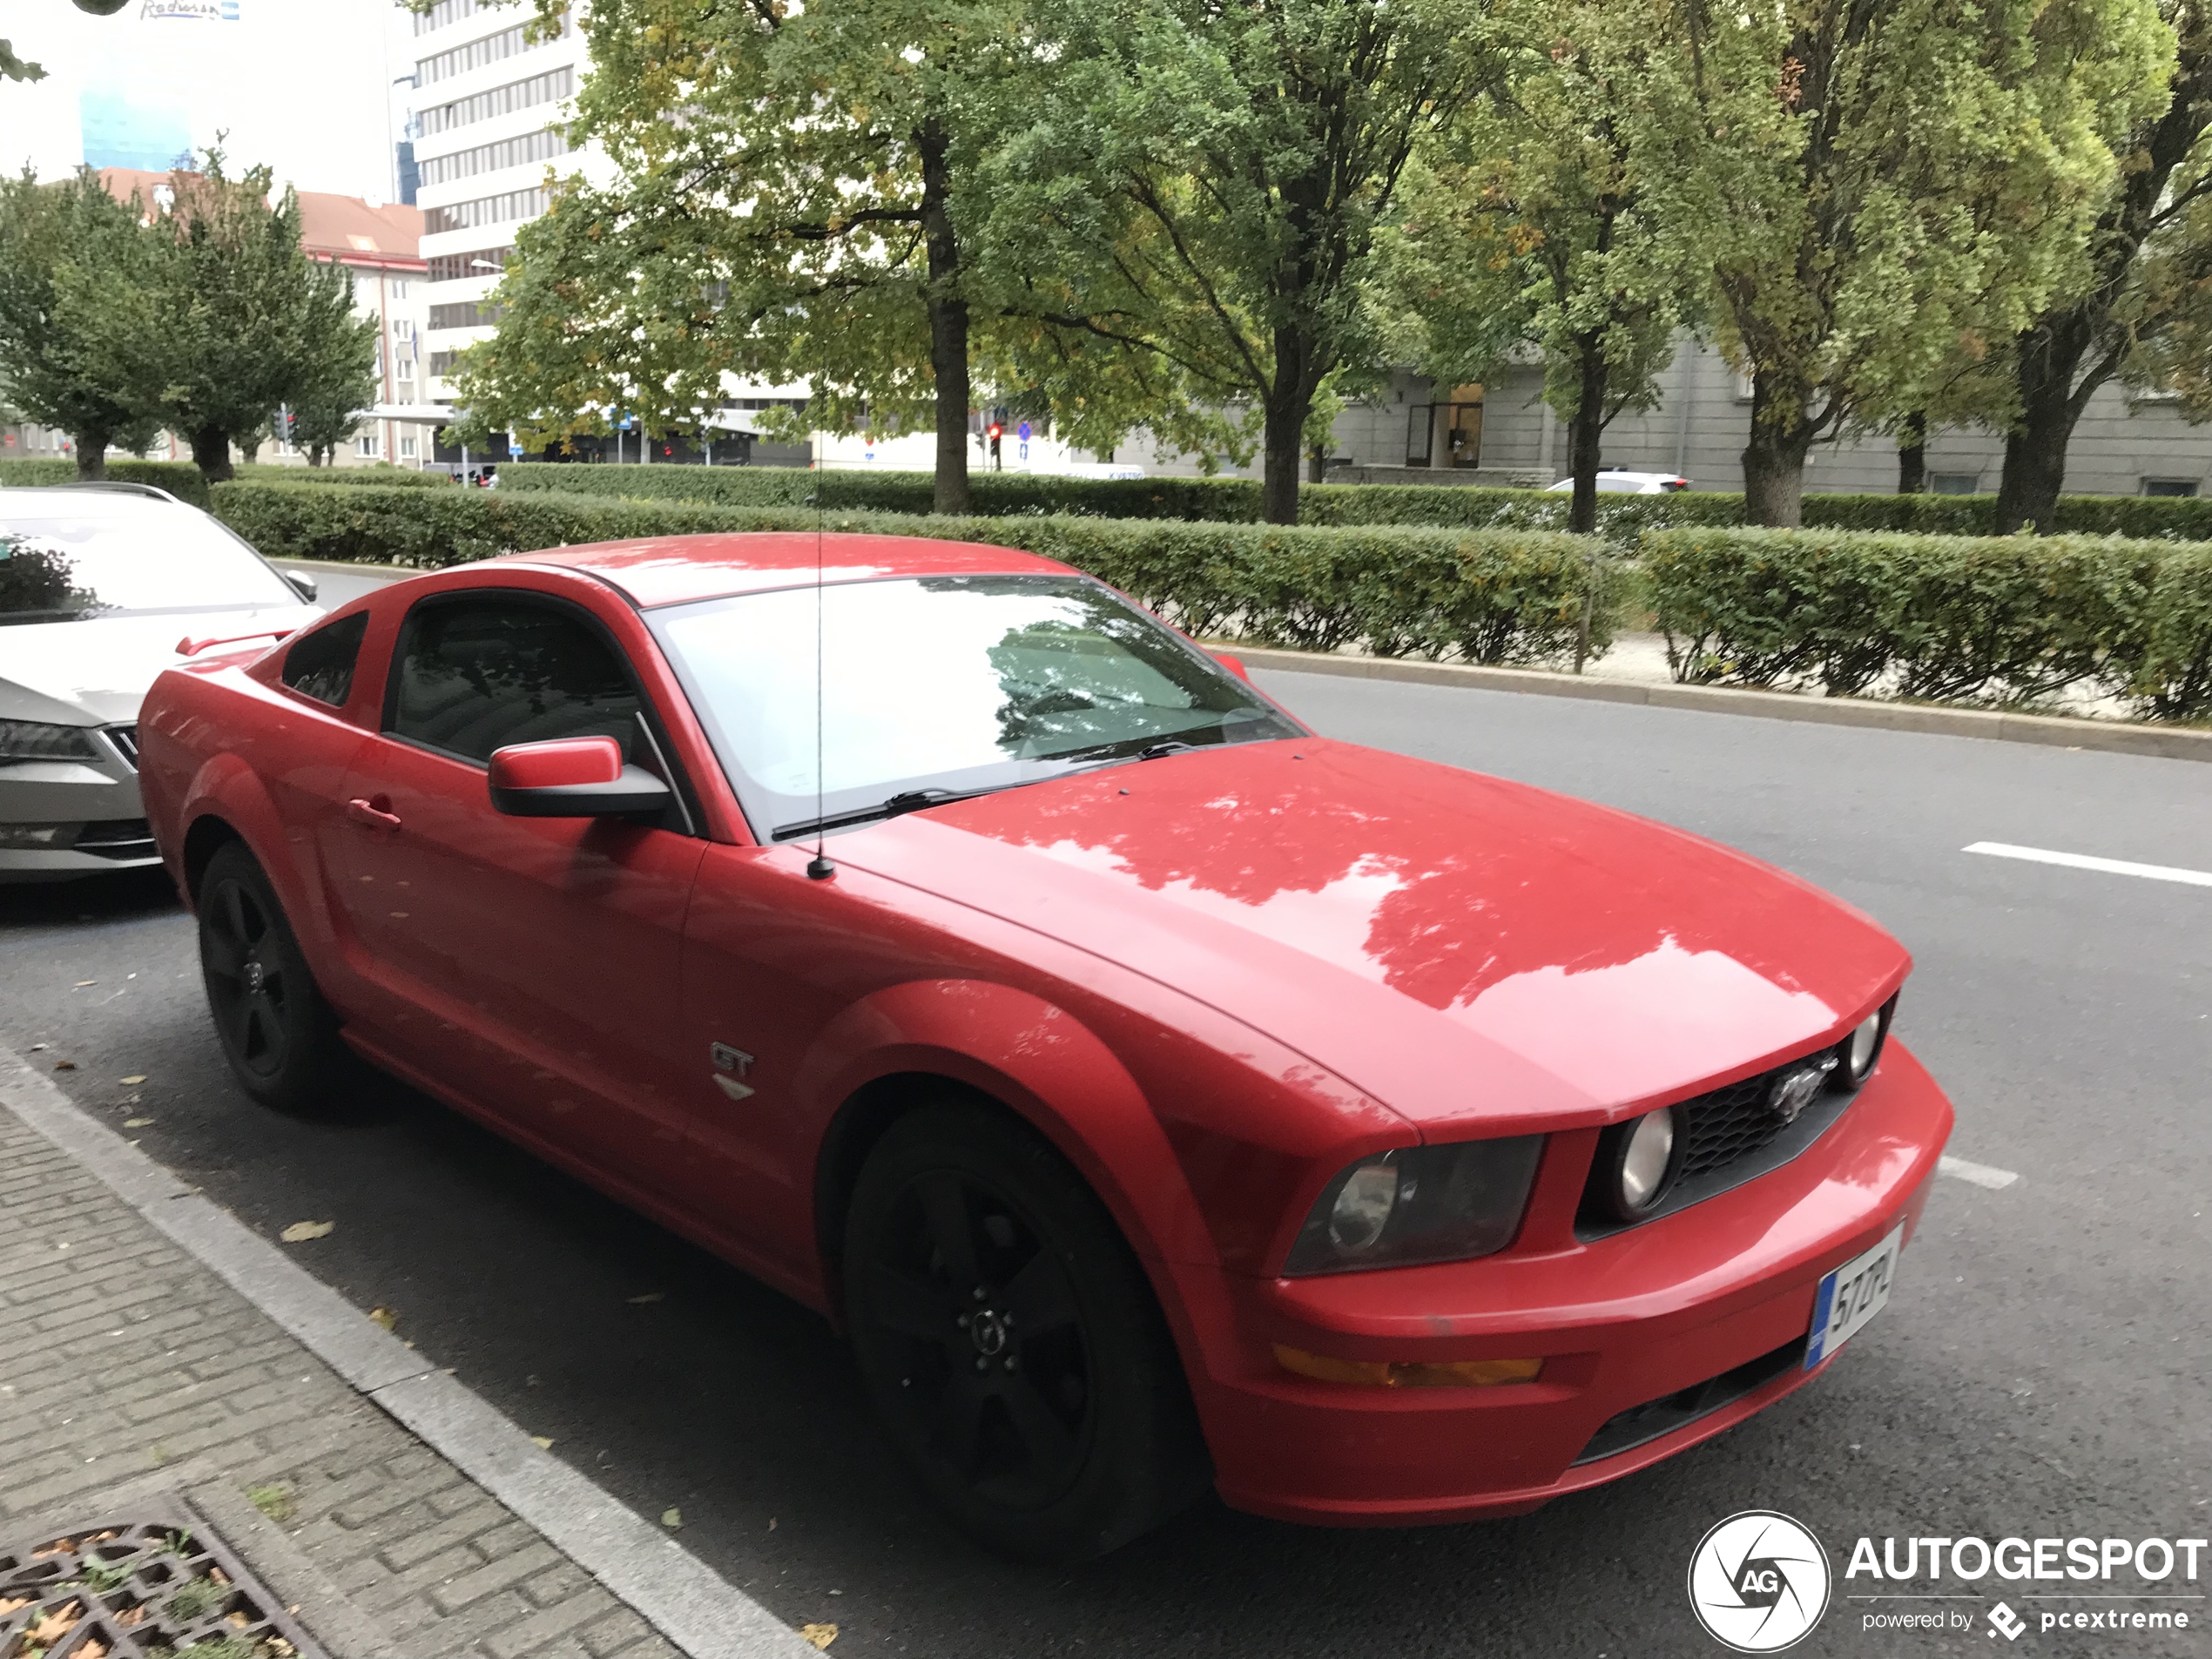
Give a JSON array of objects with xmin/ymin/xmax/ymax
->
[{"xmin": 837, "ymin": 739, "xmax": 1907, "ymax": 1139}]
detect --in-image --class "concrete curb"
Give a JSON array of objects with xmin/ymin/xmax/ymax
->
[
  {"xmin": 0, "ymin": 1047, "xmax": 819, "ymax": 1659},
  {"xmin": 1228, "ymin": 644, "xmax": 2212, "ymax": 763}
]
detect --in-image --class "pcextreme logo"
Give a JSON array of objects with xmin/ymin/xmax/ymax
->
[{"xmin": 1688, "ymin": 1511, "xmax": 1834, "ymax": 1652}]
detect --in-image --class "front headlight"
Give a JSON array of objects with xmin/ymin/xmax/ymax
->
[
  {"xmin": 0, "ymin": 719, "xmax": 104, "ymax": 763},
  {"xmin": 1283, "ymin": 1136, "xmax": 1544, "ymax": 1276}
]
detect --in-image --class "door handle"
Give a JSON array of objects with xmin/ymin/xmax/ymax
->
[{"xmin": 346, "ymin": 796, "xmax": 401, "ymax": 831}]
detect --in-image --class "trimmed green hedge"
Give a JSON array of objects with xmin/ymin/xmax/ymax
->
[
  {"xmin": 496, "ymin": 461, "xmax": 2212, "ymax": 541},
  {"xmin": 233, "ymin": 463, "xmax": 450, "ymax": 489},
  {"xmin": 210, "ymin": 479, "xmax": 1615, "ymax": 668},
  {"xmin": 0, "ymin": 458, "xmax": 212, "ymax": 508},
  {"xmin": 1645, "ymin": 527, "xmax": 2212, "ymax": 720}
]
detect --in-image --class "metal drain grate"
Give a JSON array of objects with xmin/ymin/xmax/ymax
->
[{"xmin": 0, "ymin": 1507, "xmax": 330, "ymax": 1659}]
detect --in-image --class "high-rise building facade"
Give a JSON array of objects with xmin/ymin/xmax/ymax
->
[{"xmin": 408, "ymin": 0, "xmax": 585, "ymax": 417}]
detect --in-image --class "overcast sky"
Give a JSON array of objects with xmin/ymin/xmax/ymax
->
[{"xmin": 6, "ymin": 0, "xmax": 408, "ymax": 203}]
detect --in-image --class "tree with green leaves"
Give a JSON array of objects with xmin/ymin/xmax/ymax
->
[
  {"xmin": 1992, "ymin": 5, "xmax": 2212, "ymax": 532},
  {"xmin": 455, "ymin": 0, "xmax": 1075, "ymax": 512},
  {"xmin": 1632, "ymin": 0, "xmax": 2173, "ymax": 527},
  {"xmin": 153, "ymin": 154, "xmax": 377, "ymax": 482},
  {"xmin": 0, "ymin": 168, "xmax": 168, "ymax": 480},
  {"xmin": 1008, "ymin": 0, "xmax": 1506, "ymax": 524},
  {"xmin": 1379, "ymin": 0, "xmax": 1694, "ymax": 532}
]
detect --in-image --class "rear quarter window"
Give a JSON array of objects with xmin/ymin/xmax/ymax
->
[{"xmin": 282, "ymin": 612, "xmax": 370, "ymax": 707}]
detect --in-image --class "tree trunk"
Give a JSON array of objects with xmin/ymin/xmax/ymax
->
[
  {"xmin": 71, "ymin": 430, "xmax": 110, "ymax": 481},
  {"xmin": 1566, "ymin": 336, "xmax": 1607, "ymax": 536},
  {"xmin": 1994, "ymin": 328, "xmax": 2091, "ymax": 533},
  {"xmin": 190, "ymin": 426, "xmax": 234, "ymax": 483},
  {"xmin": 1306, "ymin": 444, "xmax": 1326, "ymax": 484},
  {"xmin": 918, "ymin": 121, "xmax": 970, "ymax": 516},
  {"xmin": 1260, "ymin": 326, "xmax": 1321, "ymax": 526},
  {"xmin": 1741, "ymin": 378, "xmax": 1814, "ymax": 528},
  {"xmin": 1896, "ymin": 411, "xmax": 1926, "ymax": 494}
]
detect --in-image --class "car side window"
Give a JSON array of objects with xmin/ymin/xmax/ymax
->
[
  {"xmin": 281, "ymin": 612, "xmax": 369, "ymax": 707},
  {"xmin": 388, "ymin": 595, "xmax": 642, "ymax": 765}
]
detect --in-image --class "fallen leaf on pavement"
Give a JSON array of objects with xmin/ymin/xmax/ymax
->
[
  {"xmin": 125, "ymin": 1118, "xmax": 155, "ymax": 1129},
  {"xmin": 79, "ymin": 1636, "xmax": 111, "ymax": 1659},
  {"xmin": 0, "ymin": 1594, "xmax": 27, "ymax": 1615},
  {"xmin": 799, "ymin": 1623, "xmax": 838, "ymax": 1650},
  {"xmin": 280, "ymin": 1221, "xmax": 334, "ymax": 1243},
  {"xmin": 30, "ymin": 1601, "xmax": 83, "ymax": 1642},
  {"xmin": 74, "ymin": 980, "xmax": 96, "ymax": 988},
  {"xmin": 53, "ymin": 1060, "xmax": 77, "ymax": 1071},
  {"xmin": 368, "ymin": 1307, "xmax": 398, "ymax": 1330},
  {"xmin": 530, "ymin": 1436, "xmax": 554, "ymax": 1449},
  {"xmin": 27, "ymin": 1042, "xmax": 46, "ymax": 1051},
  {"xmin": 660, "ymin": 1507, "xmax": 681, "ymax": 1530},
  {"xmin": 626, "ymin": 1291, "xmax": 665, "ymax": 1304},
  {"xmin": 119, "ymin": 1075, "xmax": 147, "ymax": 1085}
]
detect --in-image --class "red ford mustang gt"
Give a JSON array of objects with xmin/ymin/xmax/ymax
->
[{"xmin": 138, "ymin": 533, "xmax": 1952, "ymax": 1561}]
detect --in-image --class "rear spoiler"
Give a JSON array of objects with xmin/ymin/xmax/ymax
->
[{"xmin": 176, "ymin": 627, "xmax": 296, "ymax": 658}]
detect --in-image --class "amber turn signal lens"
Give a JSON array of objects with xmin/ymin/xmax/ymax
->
[{"xmin": 1272, "ymin": 1345, "xmax": 1542, "ymax": 1388}]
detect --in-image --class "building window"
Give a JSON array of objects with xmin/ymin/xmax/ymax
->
[
  {"xmin": 356, "ymin": 433, "xmax": 382, "ymax": 459},
  {"xmin": 391, "ymin": 280, "xmax": 409, "ymax": 300},
  {"xmin": 428, "ymin": 300, "xmax": 505, "ymax": 330},
  {"xmin": 417, "ymin": 126, "xmax": 570, "ymax": 189},
  {"xmin": 412, "ymin": 0, "xmax": 482, "ymax": 34},
  {"xmin": 2141, "ymin": 477, "xmax": 2199, "ymax": 496},
  {"xmin": 1931, "ymin": 473, "xmax": 1981, "ymax": 496},
  {"xmin": 415, "ymin": 13, "xmax": 573, "ymax": 87},
  {"xmin": 426, "ymin": 246, "xmax": 513, "ymax": 282},
  {"xmin": 400, "ymin": 435, "xmax": 420, "ymax": 459},
  {"xmin": 419, "ymin": 67, "xmax": 574, "ymax": 138},
  {"xmin": 421, "ymin": 189, "xmax": 548, "ymax": 235},
  {"xmin": 391, "ymin": 318, "xmax": 415, "ymax": 342},
  {"xmin": 428, "ymin": 351, "xmax": 457, "ymax": 376}
]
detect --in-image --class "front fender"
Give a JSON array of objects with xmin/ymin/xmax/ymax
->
[{"xmin": 799, "ymin": 978, "xmax": 1220, "ymax": 1272}]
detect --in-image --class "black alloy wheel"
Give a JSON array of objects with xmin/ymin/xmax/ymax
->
[
  {"xmin": 844, "ymin": 1102, "xmax": 1208, "ymax": 1561},
  {"xmin": 197, "ymin": 841, "xmax": 346, "ymax": 1113}
]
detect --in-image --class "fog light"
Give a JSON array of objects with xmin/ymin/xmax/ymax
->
[
  {"xmin": 1832, "ymin": 998, "xmax": 1894, "ymax": 1089},
  {"xmin": 1273, "ymin": 1345, "xmax": 1544, "ymax": 1388},
  {"xmin": 1594, "ymin": 1105, "xmax": 1683, "ymax": 1224}
]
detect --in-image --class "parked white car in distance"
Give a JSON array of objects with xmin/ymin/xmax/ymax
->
[
  {"xmin": 0, "ymin": 483, "xmax": 320, "ymax": 881},
  {"xmin": 1546, "ymin": 469, "xmax": 1690, "ymax": 494}
]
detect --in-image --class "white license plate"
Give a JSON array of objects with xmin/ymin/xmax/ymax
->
[{"xmin": 1805, "ymin": 1225, "xmax": 1903, "ymax": 1369}]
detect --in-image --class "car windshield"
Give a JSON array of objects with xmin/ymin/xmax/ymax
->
[
  {"xmin": 0, "ymin": 509, "xmax": 299, "ymax": 624},
  {"xmin": 651, "ymin": 572, "xmax": 1301, "ymax": 840}
]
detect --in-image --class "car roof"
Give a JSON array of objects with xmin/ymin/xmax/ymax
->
[
  {"xmin": 0, "ymin": 486, "xmax": 195, "ymax": 517},
  {"xmin": 506, "ymin": 532, "xmax": 1076, "ymax": 609}
]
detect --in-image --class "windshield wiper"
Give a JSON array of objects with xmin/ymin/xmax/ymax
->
[{"xmin": 772, "ymin": 786, "xmax": 999, "ymax": 842}]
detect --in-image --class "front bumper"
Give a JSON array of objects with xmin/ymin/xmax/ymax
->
[
  {"xmin": 1186, "ymin": 1041, "xmax": 1953, "ymax": 1525},
  {"xmin": 0, "ymin": 734, "xmax": 160, "ymax": 882}
]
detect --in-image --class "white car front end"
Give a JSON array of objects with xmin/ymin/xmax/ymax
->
[{"xmin": 1, "ymin": 487, "xmax": 319, "ymax": 882}]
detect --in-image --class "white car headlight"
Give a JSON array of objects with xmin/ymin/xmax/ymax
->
[{"xmin": 0, "ymin": 719, "xmax": 104, "ymax": 763}]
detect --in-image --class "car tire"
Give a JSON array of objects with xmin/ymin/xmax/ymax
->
[
  {"xmin": 843, "ymin": 1099, "xmax": 1209, "ymax": 1562},
  {"xmin": 196, "ymin": 841, "xmax": 347, "ymax": 1115}
]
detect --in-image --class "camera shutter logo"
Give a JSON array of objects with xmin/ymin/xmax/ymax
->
[{"xmin": 1687, "ymin": 1511, "xmax": 1832, "ymax": 1652}]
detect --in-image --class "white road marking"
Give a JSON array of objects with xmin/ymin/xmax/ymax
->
[
  {"xmin": 1939, "ymin": 1155, "xmax": 2021, "ymax": 1190},
  {"xmin": 1964, "ymin": 841, "xmax": 2212, "ymax": 888}
]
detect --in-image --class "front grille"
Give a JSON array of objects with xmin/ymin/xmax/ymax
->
[
  {"xmin": 105, "ymin": 723, "xmax": 139, "ymax": 767},
  {"xmin": 1577, "ymin": 1045, "xmax": 1855, "ymax": 1238},
  {"xmin": 74, "ymin": 818, "xmax": 158, "ymax": 860},
  {"xmin": 1680, "ymin": 1069, "xmax": 1797, "ymax": 1177},
  {"xmin": 1573, "ymin": 1334, "xmax": 1806, "ymax": 1465}
]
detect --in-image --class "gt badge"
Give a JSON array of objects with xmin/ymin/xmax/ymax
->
[{"xmin": 710, "ymin": 1042, "xmax": 755, "ymax": 1101}]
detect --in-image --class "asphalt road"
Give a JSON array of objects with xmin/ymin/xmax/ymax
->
[{"xmin": 4, "ymin": 660, "xmax": 2209, "ymax": 1659}]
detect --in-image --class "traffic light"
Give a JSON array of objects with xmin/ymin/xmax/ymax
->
[{"xmin": 987, "ymin": 421, "xmax": 1002, "ymax": 469}]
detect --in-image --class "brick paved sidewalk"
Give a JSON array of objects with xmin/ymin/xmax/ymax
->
[{"xmin": 0, "ymin": 1095, "xmax": 683, "ymax": 1659}]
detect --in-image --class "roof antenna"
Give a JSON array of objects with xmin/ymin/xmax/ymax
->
[{"xmin": 805, "ymin": 357, "xmax": 835, "ymax": 881}]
